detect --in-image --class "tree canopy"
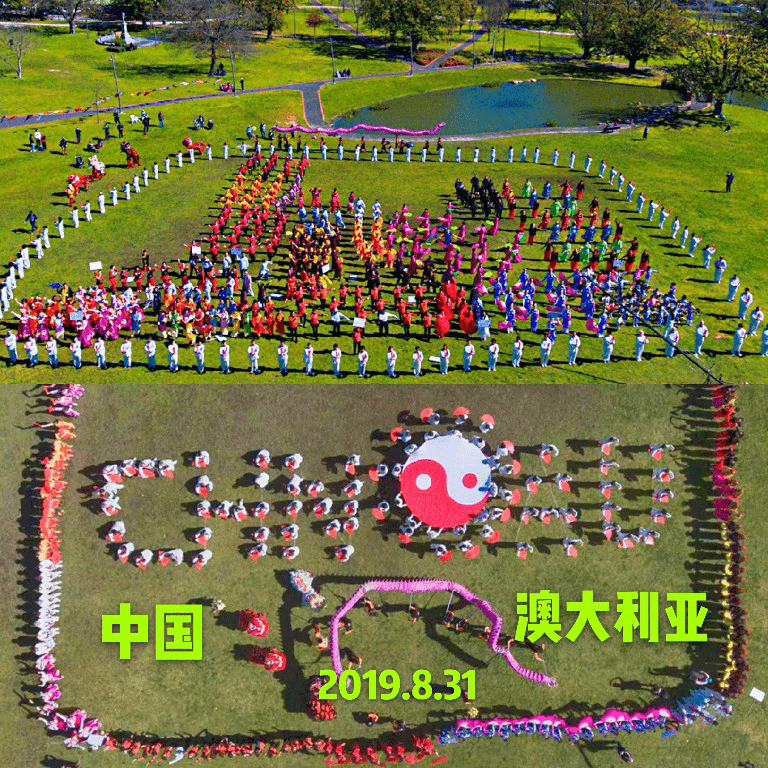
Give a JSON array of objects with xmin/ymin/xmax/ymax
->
[
  {"xmin": 160, "ymin": 0, "xmax": 257, "ymax": 74},
  {"xmin": 306, "ymin": 10, "xmax": 326, "ymax": 35},
  {"xmin": 675, "ymin": 31, "xmax": 768, "ymax": 115},
  {"xmin": 606, "ymin": 0, "xmax": 686, "ymax": 72},
  {"xmin": 242, "ymin": 0, "xmax": 294, "ymax": 39},
  {"xmin": 562, "ymin": 0, "xmax": 612, "ymax": 59},
  {"xmin": 360, "ymin": 0, "xmax": 465, "ymax": 47}
]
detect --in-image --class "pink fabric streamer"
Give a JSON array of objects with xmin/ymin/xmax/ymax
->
[
  {"xmin": 272, "ymin": 122, "xmax": 447, "ymax": 138},
  {"xmin": 328, "ymin": 578, "xmax": 558, "ymax": 687}
]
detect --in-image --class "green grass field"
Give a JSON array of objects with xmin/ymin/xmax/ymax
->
[
  {"xmin": 0, "ymin": 87, "xmax": 766, "ymax": 383},
  {"xmin": 0, "ymin": 26, "xmax": 406, "ymax": 115},
  {"xmin": 1, "ymin": 383, "xmax": 766, "ymax": 768},
  {"xmin": 1, "ymin": 15, "xmax": 768, "ymax": 768}
]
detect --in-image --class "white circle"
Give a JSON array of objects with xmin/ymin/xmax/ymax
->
[{"xmin": 416, "ymin": 473, "xmax": 432, "ymax": 490}]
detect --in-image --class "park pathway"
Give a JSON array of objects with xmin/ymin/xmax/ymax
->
[
  {"xmin": 0, "ymin": 11, "xmax": 675, "ymax": 137},
  {"xmin": 421, "ymin": 26, "xmax": 487, "ymax": 71},
  {"xmin": 306, "ymin": 0, "xmax": 412, "ymax": 67}
]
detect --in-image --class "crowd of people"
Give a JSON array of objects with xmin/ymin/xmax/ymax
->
[
  {"xmin": 711, "ymin": 384, "xmax": 749, "ymax": 698},
  {"xmin": 92, "ymin": 457, "xmax": 222, "ymax": 570},
  {"xmin": 3, "ymin": 130, "xmax": 764, "ymax": 376},
  {"xmin": 446, "ymin": 684, "xmax": 733, "ymax": 747},
  {"xmin": 363, "ymin": 409, "xmax": 674, "ymax": 563},
  {"xmin": 32, "ymin": 386, "xmax": 110, "ymax": 751}
]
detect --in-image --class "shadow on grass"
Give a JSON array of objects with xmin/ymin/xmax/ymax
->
[
  {"xmin": 302, "ymin": 37, "xmax": 402, "ymax": 65},
  {"xmin": 535, "ymin": 59, "xmax": 666, "ymax": 83}
]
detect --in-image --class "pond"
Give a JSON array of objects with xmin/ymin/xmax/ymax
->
[
  {"xmin": 331, "ymin": 79, "xmax": 678, "ymax": 135},
  {"xmin": 728, "ymin": 92, "xmax": 768, "ymax": 112}
]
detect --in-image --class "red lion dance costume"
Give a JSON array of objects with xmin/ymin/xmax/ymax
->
[
  {"xmin": 120, "ymin": 141, "xmax": 140, "ymax": 168},
  {"xmin": 182, "ymin": 136, "xmax": 208, "ymax": 153}
]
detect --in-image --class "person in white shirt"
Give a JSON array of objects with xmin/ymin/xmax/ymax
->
[
  {"xmin": 487, "ymin": 338, "xmax": 499, "ymax": 371},
  {"xmin": 194, "ymin": 340, "xmax": 205, "ymax": 373},
  {"xmin": 462, "ymin": 339, "xmax": 475, "ymax": 372},
  {"xmin": 567, "ymin": 331, "xmax": 581, "ymax": 365},
  {"xmin": 94, "ymin": 337, "xmax": 106, "ymax": 369},
  {"xmin": 120, "ymin": 338, "xmax": 132, "ymax": 368},
  {"xmin": 439, "ymin": 344, "xmax": 450, "ymax": 374},
  {"xmin": 331, "ymin": 343, "xmax": 342, "ymax": 377},
  {"xmin": 386, "ymin": 345, "xmax": 397, "ymax": 377},
  {"xmin": 247, "ymin": 339, "xmax": 260, "ymax": 374},
  {"xmin": 144, "ymin": 338, "xmax": 156, "ymax": 370},
  {"xmin": 412, "ymin": 346, "xmax": 423, "ymax": 376},
  {"xmin": 167, "ymin": 340, "xmax": 179, "ymax": 372},
  {"xmin": 219, "ymin": 341, "xmax": 231, "ymax": 373},
  {"xmin": 357, "ymin": 345, "xmax": 368, "ymax": 377}
]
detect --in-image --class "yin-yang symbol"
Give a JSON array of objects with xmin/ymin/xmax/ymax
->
[{"xmin": 399, "ymin": 434, "xmax": 491, "ymax": 527}]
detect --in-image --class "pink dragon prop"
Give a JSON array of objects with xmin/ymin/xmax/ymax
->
[
  {"xmin": 272, "ymin": 122, "xmax": 446, "ymax": 138},
  {"xmin": 328, "ymin": 578, "xmax": 558, "ymax": 687}
]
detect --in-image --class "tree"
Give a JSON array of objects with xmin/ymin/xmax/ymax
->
[
  {"xmin": 482, "ymin": 0, "xmax": 507, "ymax": 57},
  {"xmin": 244, "ymin": 0, "xmax": 294, "ymax": 39},
  {"xmin": 122, "ymin": 0, "xmax": 162, "ymax": 27},
  {"xmin": 444, "ymin": 0, "xmax": 473, "ymax": 40},
  {"xmin": 0, "ymin": 26, "xmax": 35, "ymax": 78},
  {"xmin": 536, "ymin": 0, "xmax": 569, "ymax": 27},
  {"xmin": 348, "ymin": 0, "xmax": 364, "ymax": 34},
  {"xmin": 674, "ymin": 31, "xmax": 768, "ymax": 115},
  {"xmin": 306, "ymin": 10, "xmax": 325, "ymax": 35},
  {"xmin": 360, "ymin": 0, "xmax": 453, "ymax": 48},
  {"xmin": 60, "ymin": 0, "xmax": 93, "ymax": 34},
  {"xmin": 740, "ymin": 0, "xmax": 768, "ymax": 44},
  {"xmin": 562, "ymin": 0, "xmax": 612, "ymax": 59},
  {"xmin": 606, "ymin": 0, "xmax": 686, "ymax": 72},
  {"xmin": 161, "ymin": 0, "xmax": 256, "ymax": 75}
]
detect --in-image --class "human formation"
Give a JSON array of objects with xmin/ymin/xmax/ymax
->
[
  {"xmin": 4, "ymin": 133, "xmax": 766, "ymax": 376},
  {"xmin": 23, "ymin": 386, "xmax": 751, "ymax": 763}
]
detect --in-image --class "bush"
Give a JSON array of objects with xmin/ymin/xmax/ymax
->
[
  {"xmin": 438, "ymin": 57, "xmax": 467, "ymax": 68},
  {"xmin": 545, "ymin": 119, "xmax": 558, "ymax": 127},
  {"xmin": 413, "ymin": 49, "xmax": 444, "ymax": 66}
]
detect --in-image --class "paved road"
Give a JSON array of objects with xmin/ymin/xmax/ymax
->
[
  {"xmin": 0, "ymin": 11, "xmax": 671, "ymax": 138},
  {"xmin": 422, "ymin": 27, "xmax": 487, "ymax": 71}
]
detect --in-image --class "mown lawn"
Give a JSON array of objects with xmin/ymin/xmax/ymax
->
[
  {"xmin": 1, "ymin": 383, "xmax": 765, "ymax": 768},
  {"xmin": 0, "ymin": 26, "xmax": 406, "ymax": 115},
  {"xmin": 0, "ymin": 92, "xmax": 766, "ymax": 383}
]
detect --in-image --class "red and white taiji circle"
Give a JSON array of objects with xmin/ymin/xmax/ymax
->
[{"xmin": 399, "ymin": 434, "xmax": 491, "ymax": 527}]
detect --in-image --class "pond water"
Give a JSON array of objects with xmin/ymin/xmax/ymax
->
[
  {"xmin": 331, "ymin": 79, "xmax": 677, "ymax": 134},
  {"xmin": 728, "ymin": 92, "xmax": 768, "ymax": 112}
]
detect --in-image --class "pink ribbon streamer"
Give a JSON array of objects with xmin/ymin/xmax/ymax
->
[
  {"xmin": 272, "ymin": 122, "xmax": 446, "ymax": 138},
  {"xmin": 328, "ymin": 578, "xmax": 558, "ymax": 687}
]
